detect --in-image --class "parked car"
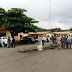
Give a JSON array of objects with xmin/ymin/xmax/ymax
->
[
  {"xmin": 20, "ymin": 37, "xmax": 36, "ymax": 44},
  {"xmin": 0, "ymin": 36, "xmax": 12, "ymax": 47},
  {"xmin": 31, "ymin": 37, "xmax": 36, "ymax": 43},
  {"xmin": 0, "ymin": 37, "xmax": 8, "ymax": 47}
]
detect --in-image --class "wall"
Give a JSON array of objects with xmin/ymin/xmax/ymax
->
[
  {"xmin": 19, "ymin": 32, "xmax": 28, "ymax": 37},
  {"xmin": 0, "ymin": 31, "xmax": 29, "ymax": 41},
  {"xmin": 67, "ymin": 33, "xmax": 72, "ymax": 36},
  {"xmin": 14, "ymin": 32, "xmax": 28, "ymax": 41},
  {"xmin": 46, "ymin": 33, "xmax": 54, "ymax": 37},
  {"xmin": 0, "ymin": 30, "xmax": 11, "ymax": 38}
]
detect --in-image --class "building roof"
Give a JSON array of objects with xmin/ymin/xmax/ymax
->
[
  {"xmin": 0, "ymin": 27, "xmax": 8, "ymax": 31},
  {"xmin": 28, "ymin": 32, "xmax": 36, "ymax": 35},
  {"xmin": 0, "ymin": 27, "xmax": 5, "ymax": 30},
  {"xmin": 36, "ymin": 32, "xmax": 49, "ymax": 34},
  {"xmin": 52, "ymin": 31, "xmax": 71, "ymax": 35},
  {"xmin": 29, "ymin": 31, "xmax": 50, "ymax": 35}
]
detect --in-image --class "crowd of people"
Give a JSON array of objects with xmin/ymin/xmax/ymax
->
[
  {"xmin": 51, "ymin": 35, "xmax": 72, "ymax": 50},
  {"xmin": 37, "ymin": 34, "xmax": 72, "ymax": 51},
  {"xmin": 6, "ymin": 34, "xmax": 72, "ymax": 50}
]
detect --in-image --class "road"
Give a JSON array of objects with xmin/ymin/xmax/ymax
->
[{"xmin": 0, "ymin": 42, "xmax": 72, "ymax": 72}]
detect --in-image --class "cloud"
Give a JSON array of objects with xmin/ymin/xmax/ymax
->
[
  {"xmin": 0, "ymin": 0, "xmax": 72, "ymax": 29},
  {"xmin": 34, "ymin": 20, "xmax": 69, "ymax": 30}
]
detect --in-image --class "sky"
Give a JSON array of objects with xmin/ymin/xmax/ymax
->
[{"xmin": 0, "ymin": 0, "xmax": 72, "ymax": 30}]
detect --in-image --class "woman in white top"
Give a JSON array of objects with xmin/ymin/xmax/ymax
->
[{"xmin": 37, "ymin": 36, "xmax": 43, "ymax": 51}]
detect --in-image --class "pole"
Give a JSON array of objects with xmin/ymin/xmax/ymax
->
[{"xmin": 49, "ymin": 0, "xmax": 51, "ymax": 30}]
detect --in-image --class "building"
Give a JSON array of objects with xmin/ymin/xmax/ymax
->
[
  {"xmin": 52, "ymin": 31, "xmax": 72, "ymax": 36},
  {"xmin": 14, "ymin": 32, "xmax": 28, "ymax": 41},
  {"xmin": 0, "ymin": 27, "xmax": 29, "ymax": 41},
  {"xmin": 29, "ymin": 31, "xmax": 54, "ymax": 37},
  {"xmin": 0, "ymin": 27, "xmax": 11, "ymax": 37}
]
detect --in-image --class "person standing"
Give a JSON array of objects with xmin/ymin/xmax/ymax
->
[
  {"xmin": 63, "ymin": 35, "xmax": 67, "ymax": 49},
  {"xmin": 12, "ymin": 36, "xmax": 15, "ymax": 48},
  {"xmin": 51, "ymin": 35, "xmax": 56, "ymax": 45},
  {"xmin": 66, "ymin": 36, "xmax": 69, "ymax": 49},
  {"xmin": 38, "ymin": 36, "xmax": 42, "ymax": 45},
  {"xmin": 37, "ymin": 36, "xmax": 43, "ymax": 51},
  {"xmin": 53, "ymin": 35, "xmax": 57, "ymax": 45},
  {"xmin": 61, "ymin": 36, "xmax": 64, "ymax": 48},
  {"xmin": 42, "ymin": 36, "xmax": 45, "ymax": 45},
  {"xmin": 68, "ymin": 35, "xmax": 71, "ymax": 49},
  {"xmin": 51, "ymin": 35, "xmax": 54, "ymax": 44},
  {"xmin": 7, "ymin": 37, "xmax": 11, "ymax": 48},
  {"xmin": 47, "ymin": 36, "xmax": 50, "ymax": 42},
  {"xmin": 56, "ymin": 35, "xmax": 61, "ymax": 50},
  {"xmin": 46, "ymin": 36, "xmax": 49, "ymax": 42},
  {"xmin": 71, "ymin": 35, "xmax": 72, "ymax": 44}
]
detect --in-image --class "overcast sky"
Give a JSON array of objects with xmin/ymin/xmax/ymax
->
[{"xmin": 0, "ymin": 0, "xmax": 72, "ymax": 29}]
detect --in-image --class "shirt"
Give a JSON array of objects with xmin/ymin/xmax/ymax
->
[
  {"xmin": 38, "ymin": 37, "xmax": 42, "ymax": 41},
  {"xmin": 68, "ymin": 36, "xmax": 72, "ymax": 41}
]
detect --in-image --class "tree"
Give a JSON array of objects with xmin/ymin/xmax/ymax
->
[
  {"xmin": 51, "ymin": 28, "xmax": 62, "ymax": 32},
  {"xmin": 2, "ymin": 8, "xmax": 38, "ymax": 36},
  {"xmin": 70, "ymin": 27, "xmax": 72, "ymax": 31},
  {"xmin": 0, "ymin": 8, "xmax": 6, "ymax": 27}
]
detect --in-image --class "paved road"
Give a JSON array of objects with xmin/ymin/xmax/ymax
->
[{"xmin": 0, "ymin": 42, "xmax": 72, "ymax": 72}]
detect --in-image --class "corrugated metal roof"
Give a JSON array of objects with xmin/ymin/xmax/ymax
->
[
  {"xmin": 52, "ymin": 31, "xmax": 71, "ymax": 34},
  {"xmin": 29, "ymin": 31, "xmax": 50, "ymax": 35}
]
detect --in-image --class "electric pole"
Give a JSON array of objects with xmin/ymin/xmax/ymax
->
[{"xmin": 49, "ymin": 0, "xmax": 51, "ymax": 30}]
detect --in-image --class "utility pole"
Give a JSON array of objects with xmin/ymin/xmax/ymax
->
[{"xmin": 49, "ymin": 0, "xmax": 51, "ymax": 30}]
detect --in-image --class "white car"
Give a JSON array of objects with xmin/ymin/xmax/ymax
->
[
  {"xmin": 0, "ymin": 37, "xmax": 8, "ymax": 47},
  {"xmin": 0, "ymin": 37, "xmax": 12, "ymax": 47}
]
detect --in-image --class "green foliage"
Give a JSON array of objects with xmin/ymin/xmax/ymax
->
[
  {"xmin": 70, "ymin": 27, "xmax": 72, "ymax": 31},
  {"xmin": 35, "ymin": 28, "xmax": 48, "ymax": 32},
  {"xmin": 0, "ymin": 8, "xmax": 6, "ymax": 27},
  {"xmin": 50, "ymin": 27, "xmax": 71, "ymax": 32},
  {"xmin": 51, "ymin": 28, "xmax": 62, "ymax": 32},
  {"xmin": 0, "ymin": 8, "xmax": 39, "ymax": 36}
]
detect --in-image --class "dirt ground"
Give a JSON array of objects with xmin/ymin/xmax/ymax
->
[{"xmin": 0, "ymin": 42, "xmax": 72, "ymax": 72}]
